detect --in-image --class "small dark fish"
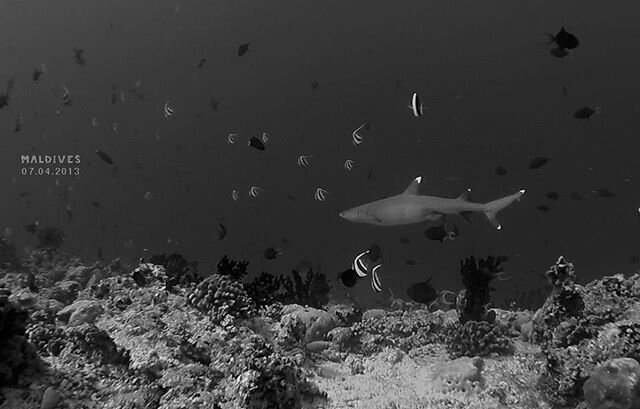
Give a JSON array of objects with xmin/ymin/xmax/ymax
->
[
  {"xmin": 97, "ymin": 246, "xmax": 103, "ymax": 260},
  {"xmin": 405, "ymin": 259, "xmax": 417, "ymax": 266},
  {"xmin": 208, "ymin": 97, "xmax": 218, "ymax": 111},
  {"xmin": 338, "ymin": 268, "xmax": 358, "ymax": 288},
  {"xmin": 14, "ymin": 114, "xmax": 23, "ymax": 132},
  {"xmin": 111, "ymin": 85, "xmax": 118, "ymax": 104},
  {"xmin": 536, "ymin": 204, "xmax": 551, "ymax": 213},
  {"xmin": 19, "ymin": 191, "xmax": 30, "ymax": 198},
  {"xmin": 548, "ymin": 27, "xmax": 579, "ymax": 50},
  {"xmin": 218, "ymin": 223, "xmax": 227, "ymax": 240},
  {"xmin": 238, "ymin": 42, "xmax": 250, "ymax": 57},
  {"xmin": 73, "ymin": 48, "xmax": 86, "ymax": 65},
  {"xmin": 95, "ymin": 150, "xmax": 114, "ymax": 165},
  {"xmin": 595, "ymin": 188, "xmax": 615, "ymax": 198},
  {"xmin": 32, "ymin": 66, "xmax": 45, "ymax": 82},
  {"xmin": 545, "ymin": 191, "xmax": 559, "ymax": 200},
  {"xmin": 406, "ymin": 278, "xmax": 438, "ymax": 305},
  {"xmin": 550, "ymin": 47, "xmax": 569, "ymax": 58},
  {"xmin": 248, "ymin": 136, "xmax": 265, "ymax": 151},
  {"xmin": 561, "ymin": 85, "xmax": 568, "ymax": 97},
  {"xmin": 529, "ymin": 157, "xmax": 549, "ymax": 170},
  {"xmin": 197, "ymin": 58, "xmax": 207, "ymax": 68},
  {"xmin": 570, "ymin": 192, "xmax": 585, "ymax": 201},
  {"xmin": 24, "ymin": 222, "xmax": 39, "ymax": 234},
  {"xmin": 424, "ymin": 224, "xmax": 458, "ymax": 242},
  {"xmin": 92, "ymin": 201, "xmax": 100, "ymax": 208},
  {"xmin": 311, "ymin": 80, "xmax": 319, "ymax": 90},
  {"xmin": 264, "ymin": 247, "xmax": 282, "ymax": 260},
  {"xmin": 495, "ymin": 165, "xmax": 507, "ymax": 175},
  {"xmin": 573, "ymin": 106, "xmax": 599, "ymax": 119},
  {"xmin": 367, "ymin": 168, "xmax": 374, "ymax": 180},
  {"xmin": 0, "ymin": 79, "xmax": 15, "ymax": 108},
  {"xmin": 65, "ymin": 205, "xmax": 73, "ymax": 223},
  {"xmin": 399, "ymin": 237, "xmax": 411, "ymax": 244}
]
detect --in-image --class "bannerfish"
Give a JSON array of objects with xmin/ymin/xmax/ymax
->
[
  {"xmin": 424, "ymin": 223, "xmax": 459, "ymax": 242},
  {"xmin": 529, "ymin": 156, "xmax": 549, "ymax": 170},
  {"xmin": 73, "ymin": 48, "xmax": 86, "ymax": 65},
  {"xmin": 248, "ymin": 136, "xmax": 265, "ymax": 151},
  {"xmin": 352, "ymin": 243, "xmax": 384, "ymax": 292},
  {"xmin": 338, "ymin": 268, "xmax": 359, "ymax": 288},
  {"xmin": 409, "ymin": 92, "xmax": 423, "ymax": 117},
  {"xmin": 95, "ymin": 150, "xmax": 114, "ymax": 165},
  {"xmin": 238, "ymin": 42, "xmax": 250, "ymax": 56},
  {"xmin": 264, "ymin": 247, "xmax": 282, "ymax": 260},
  {"xmin": 573, "ymin": 106, "xmax": 600, "ymax": 119}
]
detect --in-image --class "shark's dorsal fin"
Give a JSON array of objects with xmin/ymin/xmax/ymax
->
[
  {"xmin": 403, "ymin": 176, "xmax": 422, "ymax": 195},
  {"xmin": 457, "ymin": 188, "xmax": 472, "ymax": 201}
]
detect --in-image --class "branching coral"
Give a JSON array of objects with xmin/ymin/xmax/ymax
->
[
  {"xmin": 446, "ymin": 256, "xmax": 515, "ymax": 359},
  {"xmin": 280, "ymin": 269, "xmax": 330, "ymax": 309},
  {"xmin": 458, "ymin": 256, "xmax": 507, "ymax": 323},
  {"xmin": 148, "ymin": 253, "xmax": 201, "ymax": 288},
  {"xmin": 244, "ymin": 271, "xmax": 284, "ymax": 308},
  {"xmin": 216, "ymin": 255, "xmax": 249, "ymax": 281},
  {"xmin": 186, "ymin": 274, "xmax": 256, "ymax": 323}
]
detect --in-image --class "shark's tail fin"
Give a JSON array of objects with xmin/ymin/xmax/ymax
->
[{"xmin": 483, "ymin": 189, "xmax": 526, "ymax": 230}]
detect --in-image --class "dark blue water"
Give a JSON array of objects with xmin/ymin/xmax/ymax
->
[{"xmin": 1, "ymin": 0, "xmax": 639, "ymax": 307}]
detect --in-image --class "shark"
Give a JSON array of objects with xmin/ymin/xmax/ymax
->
[{"xmin": 339, "ymin": 176, "xmax": 526, "ymax": 230}]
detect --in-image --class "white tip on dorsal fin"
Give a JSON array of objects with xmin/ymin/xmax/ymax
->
[
  {"xmin": 457, "ymin": 188, "xmax": 472, "ymax": 201},
  {"xmin": 403, "ymin": 176, "xmax": 422, "ymax": 195}
]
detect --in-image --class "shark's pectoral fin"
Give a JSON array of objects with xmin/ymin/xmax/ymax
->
[
  {"xmin": 423, "ymin": 211, "xmax": 443, "ymax": 222},
  {"xmin": 459, "ymin": 211, "xmax": 473, "ymax": 224}
]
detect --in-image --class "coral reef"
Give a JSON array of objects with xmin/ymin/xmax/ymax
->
[
  {"xmin": 0, "ymin": 287, "xmax": 41, "ymax": 386},
  {"xmin": 2, "ymin": 247, "xmax": 640, "ymax": 409},
  {"xmin": 445, "ymin": 319, "xmax": 514, "ymax": 358},
  {"xmin": 532, "ymin": 257, "xmax": 640, "ymax": 407}
]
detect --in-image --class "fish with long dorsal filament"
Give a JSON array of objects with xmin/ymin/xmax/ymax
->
[{"xmin": 339, "ymin": 176, "xmax": 525, "ymax": 230}]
